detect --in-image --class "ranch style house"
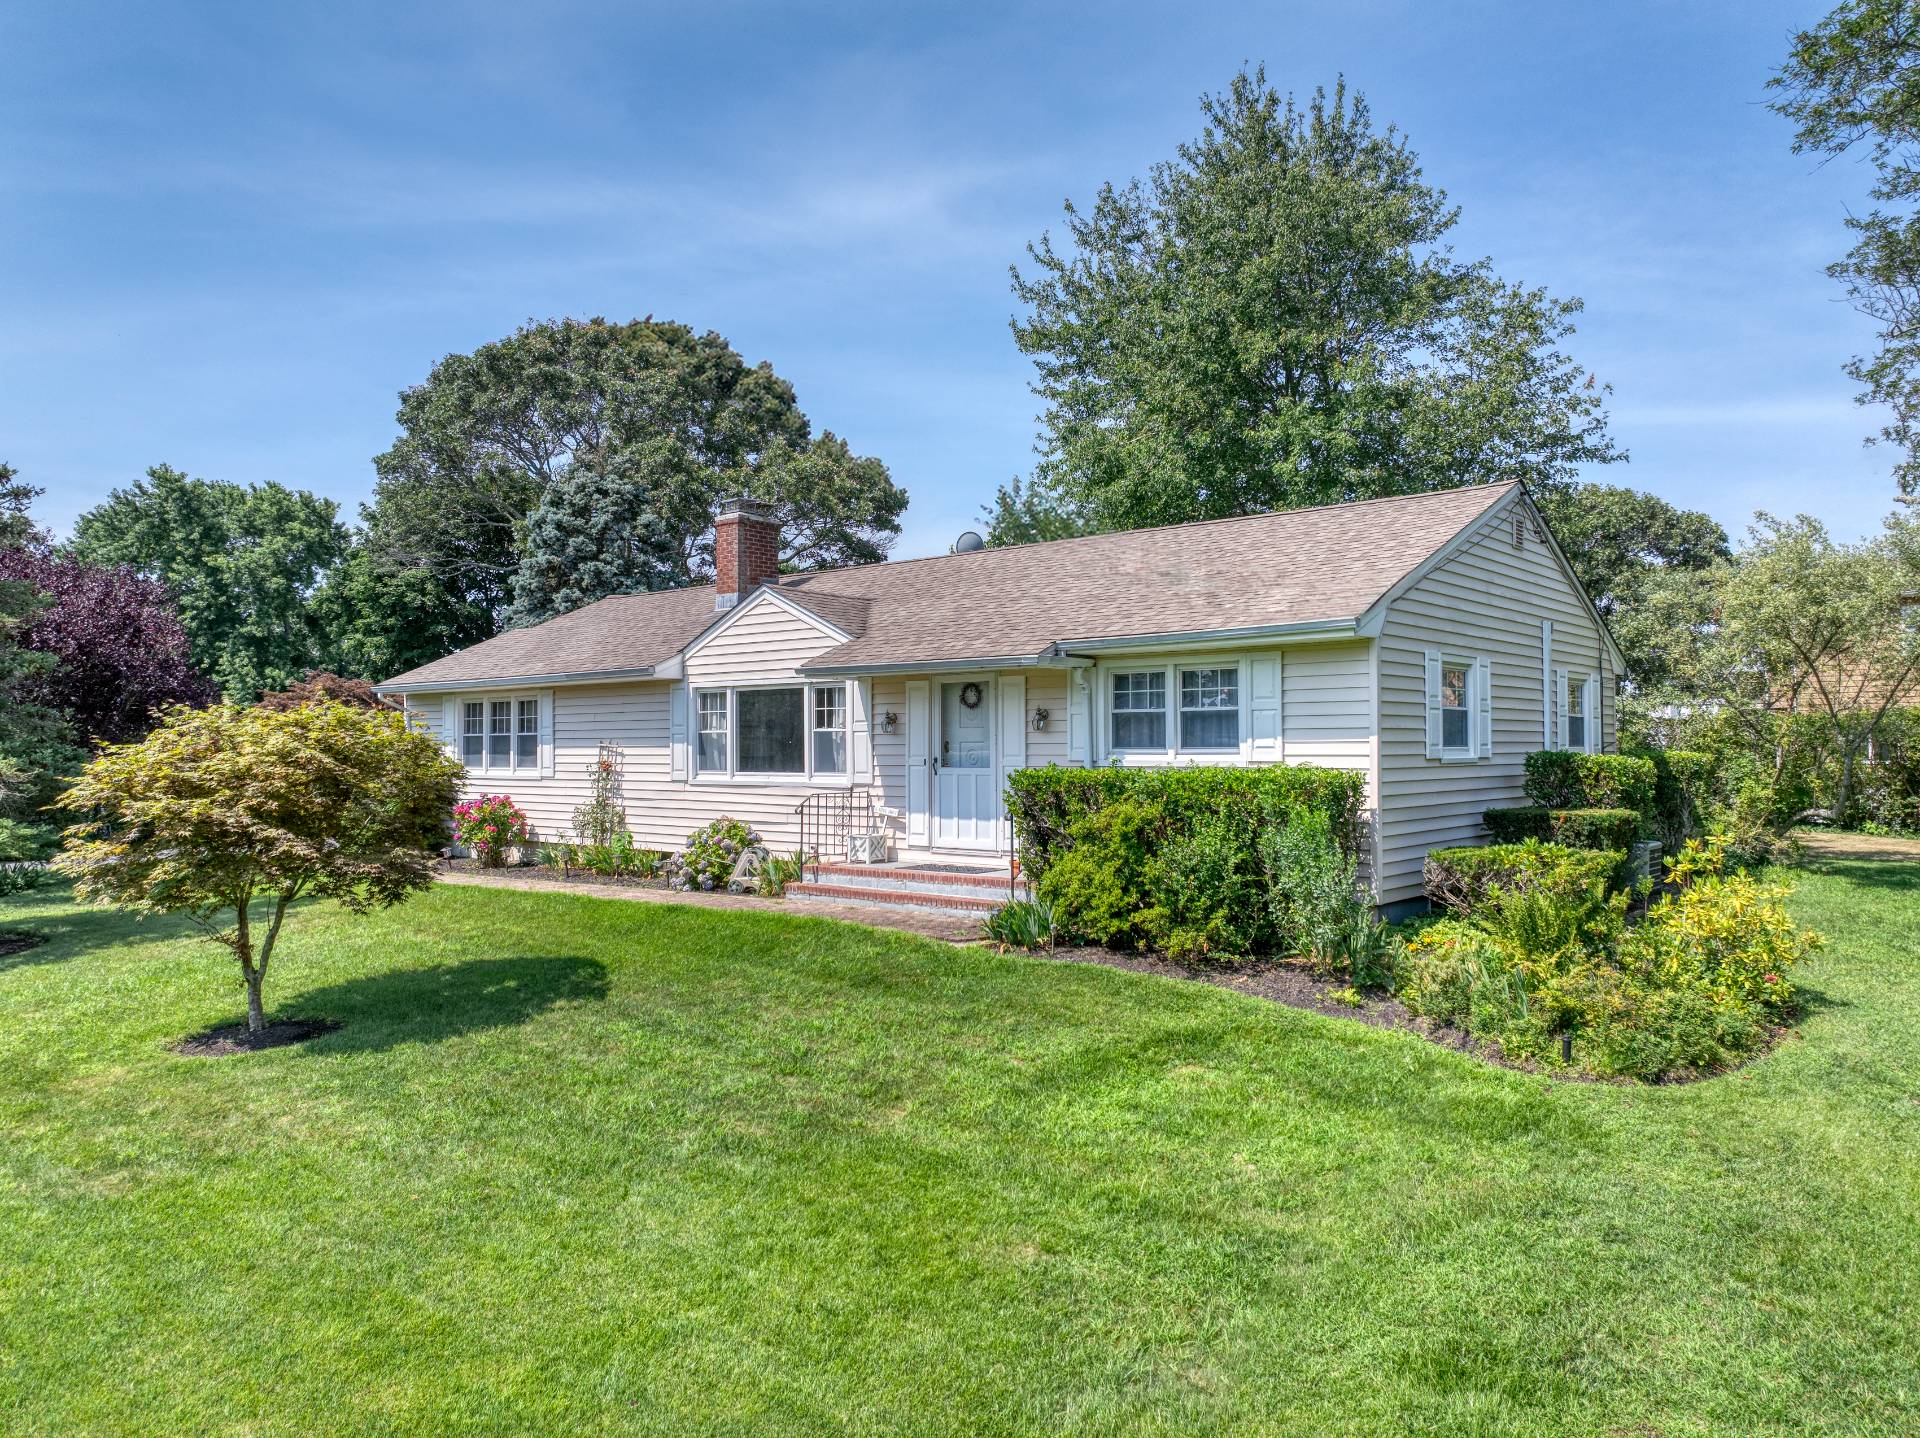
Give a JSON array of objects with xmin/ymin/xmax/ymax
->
[{"xmin": 376, "ymin": 483, "xmax": 1625, "ymax": 910}]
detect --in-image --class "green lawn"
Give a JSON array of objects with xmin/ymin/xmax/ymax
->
[{"xmin": 1, "ymin": 858, "xmax": 1916, "ymax": 1437}]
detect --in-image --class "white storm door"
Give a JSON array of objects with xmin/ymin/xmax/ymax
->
[{"xmin": 933, "ymin": 679, "xmax": 998, "ymax": 848}]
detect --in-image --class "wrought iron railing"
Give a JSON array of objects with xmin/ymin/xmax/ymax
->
[{"xmin": 793, "ymin": 790, "xmax": 877, "ymax": 880}]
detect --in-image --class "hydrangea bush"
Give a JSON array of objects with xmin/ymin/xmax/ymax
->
[
  {"xmin": 670, "ymin": 816, "xmax": 760, "ymax": 892},
  {"xmin": 452, "ymin": 794, "xmax": 529, "ymax": 867}
]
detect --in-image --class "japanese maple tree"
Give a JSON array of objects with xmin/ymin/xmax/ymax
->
[{"xmin": 53, "ymin": 701, "xmax": 462, "ymax": 1032}]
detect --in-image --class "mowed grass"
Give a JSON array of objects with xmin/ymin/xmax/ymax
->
[{"xmin": 1, "ymin": 859, "xmax": 1917, "ymax": 1437}]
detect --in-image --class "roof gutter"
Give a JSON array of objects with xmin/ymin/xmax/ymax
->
[
  {"xmin": 798, "ymin": 618, "xmax": 1368, "ymax": 677},
  {"xmin": 1051, "ymin": 617, "xmax": 1364, "ymax": 656},
  {"xmin": 798, "ymin": 652, "xmax": 1059, "ymax": 679},
  {"xmin": 374, "ymin": 660, "xmax": 679, "ymax": 696}
]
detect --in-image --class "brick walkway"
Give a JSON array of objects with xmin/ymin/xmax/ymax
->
[{"xmin": 434, "ymin": 868, "xmax": 986, "ymax": 943}]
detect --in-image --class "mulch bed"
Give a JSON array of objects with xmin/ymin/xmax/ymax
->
[
  {"xmin": 1038, "ymin": 944, "xmax": 1520, "ymax": 1064},
  {"xmin": 1030, "ymin": 946, "xmax": 1784, "ymax": 1084},
  {"xmin": 441, "ymin": 858, "xmax": 671, "ymax": 892},
  {"xmin": 0, "ymin": 931, "xmax": 44, "ymax": 959},
  {"xmin": 172, "ymin": 1018, "xmax": 340, "ymax": 1057}
]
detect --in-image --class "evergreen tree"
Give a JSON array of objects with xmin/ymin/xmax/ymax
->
[{"xmin": 507, "ymin": 445, "xmax": 684, "ymax": 626}]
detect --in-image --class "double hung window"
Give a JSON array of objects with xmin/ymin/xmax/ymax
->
[
  {"xmin": 460, "ymin": 694, "xmax": 543, "ymax": 773},
  {"xmin": 1107, "ymin": 664, "xmax": 1242, "ymax": 755}
]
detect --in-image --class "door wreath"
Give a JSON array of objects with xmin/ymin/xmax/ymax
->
[{"xmin": 958, "ymin": 682, "xmax": 984, "ymax": 710}]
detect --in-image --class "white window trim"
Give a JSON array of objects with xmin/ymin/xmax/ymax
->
[
  {"xmin": 1098, "ymin": 654, "xmax": 1252, "ymax": 765},
  {"xmin": 689, "ymin": 679, "xmax": 853, "ymax": 787},
  {"xmin": 1426, "ymin": 650, "xmax": 1490, "ymax": 764},
  {"xmin": 1437, "ymin": 657, "xmax": 1475, "ymax": 762},
  {"xmin": 1563, "ymin": 670, "xmax": 1597, "ymax": 755},
  {"xmin": 457, "ymin": 691, "xmax": 548, "ymax": 776}
]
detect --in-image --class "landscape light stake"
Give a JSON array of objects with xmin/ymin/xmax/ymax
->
[{"xmin": 1561, "ymin": 1032, "xmax": 1574, "ymax": 1065}]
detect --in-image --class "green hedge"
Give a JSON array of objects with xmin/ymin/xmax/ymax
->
[
  {"xmin": 1523, "ymin": 751, "xmax": 1657, "ymax": 821},
  {"xmin": 1005, "ymin": 765, "xmax": 1369, "ymax": 959},
  {"xmin": 1635, "ymin": 748, "xmax": 1714, "ymax": 849},
  {"xmin": 1423, "ymin": 841, "xmax": 1622, "ymax": 915},
  {"xmin": 1007, "ymin": 765, "xmax": 1367, "ymax": 879},
  {"xmin": 1483, "ymin": 806, "xmax": 1640, "ymax": 852}
]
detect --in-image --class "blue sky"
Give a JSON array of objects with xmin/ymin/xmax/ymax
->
[{"xmin": 1, "ymin": 0, "xmax": 1898, "ymax": 559}]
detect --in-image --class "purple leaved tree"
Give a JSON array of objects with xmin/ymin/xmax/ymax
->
[{"xmin": 0, "ymin": 548, "xmax": 214, "ymax": 745}]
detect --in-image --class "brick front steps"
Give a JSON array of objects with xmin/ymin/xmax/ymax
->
[{"xmin": 787, "ymin": 862, "xmax": 1026, "ymax": 917}]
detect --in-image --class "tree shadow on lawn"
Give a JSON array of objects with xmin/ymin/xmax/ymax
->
[
  {"xmin": 270, "ymin": 955, "xmax": 610, "ymax": 1054},
  {"xmin": 0, "ymin": 899, "xmax": 208, "ymax": 975},
  {"xmin": 1792, "ymin": 856, "xmax": 1919, "ymax": 893}
]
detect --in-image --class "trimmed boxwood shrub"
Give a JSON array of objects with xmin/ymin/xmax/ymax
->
[
  {"xmin": 1423, "ymin": 841, "xmax": 1622, "ymax": 915},
  {"xmin": 1523, "ymin": 751, "xmax": 1657, "ymax": 821},
  {"xmin": 1482, "ymin": 805, "xmax": 1639, "ymax": 853},
  {"xmin": 1008, "ymin": 765, "xmax": 1367, "ymax": 878},
  {"xmin": 1005, "ymin": 764, "xmax": 1369, "ymax": 959},
  {"xmin": 1635, "ymin": 747, "xmax": 1714, "ymax": 850}
]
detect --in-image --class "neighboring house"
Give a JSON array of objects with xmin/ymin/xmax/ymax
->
[{"xmin": 375, "ymin": 484, "xmax": 1623, "ymax": 909}]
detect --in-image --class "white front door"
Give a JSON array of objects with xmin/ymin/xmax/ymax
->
[{"xmin": 934, "ymin": 679, "xmax": 998, "ymax": 848}]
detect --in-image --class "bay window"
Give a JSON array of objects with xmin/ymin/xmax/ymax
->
[{"xmin": 693, "ymin": 682, "xmax": 850, "ymax": 780}]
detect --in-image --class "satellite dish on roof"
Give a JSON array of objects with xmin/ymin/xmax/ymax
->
[{"xmin": 951, "ymin": 531, "xmax": 986, "ymax": 554}]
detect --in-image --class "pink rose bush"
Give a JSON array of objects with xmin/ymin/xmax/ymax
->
[{"xmin": 452, "ymin": 794, "xmax": 530, "ymax": 867}]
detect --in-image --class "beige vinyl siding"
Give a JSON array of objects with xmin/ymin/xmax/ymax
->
[
  {"xmin": 1279, "ymin": 641, "xmax": 1373, "ymax": 773},
  {"xmin": 411, "ymin": 598, "xmax": 1082, "ymax": 857},
  {"xmin": 1085, "ymin": 642, "xmax": 1371, "ymax": 776},
  {"xmin": 410, "ymin": 681, "xmax": 670, "ymax": 846},
  {"xmin": 422, "ymin": 673, "xmax": 819, "ymax": 853},
  {"xmin": 668, "ymin": 596, "xmax": 857, "ymax": 849},
  {"xmin": 683, "ymin": 599, "xmax": 845, "ymax": 685},
  {"xmin": 1374, "ymin": 493, "xmax": 1618, "ymax": 905}
]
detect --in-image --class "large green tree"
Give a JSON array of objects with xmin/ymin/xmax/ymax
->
[
  {"xmin": 989, "ymin": 70, "xmax": 1620, "ymax": 542},
  {"xmin": 69, "ymin": 465, "xmax": 349, "ymax": 702},
  {"xmin": 309, "ymin": 543, "xmax": 492, "ymax": 682},
  {"xmin": 1773, "ymin": 1, "xmax": 1920, "ymax": 502},
  {"xmin": 1535, "ymin": 483, "xmax": 1731, "ymax": 619},
  {"xmin": 366, "ymin": 317, "xmax": 906, "ymax": 624}
]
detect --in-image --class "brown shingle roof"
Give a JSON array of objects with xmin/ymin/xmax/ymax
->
[
  {"xmin": 380, "ymin": 484, "xmax": 1517, "ymax": 688},
  {"xmin": 381, "ymin": 584, "xmax": 722, "ymax": 688},
  {"xmin": 775, "ymin": 588, "xmax": 872, "ymax": 638}
]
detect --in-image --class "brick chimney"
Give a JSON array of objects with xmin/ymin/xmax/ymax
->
[{"xmin": 713, "ymin": 496, "xmax": 780, "ymax": 609}]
